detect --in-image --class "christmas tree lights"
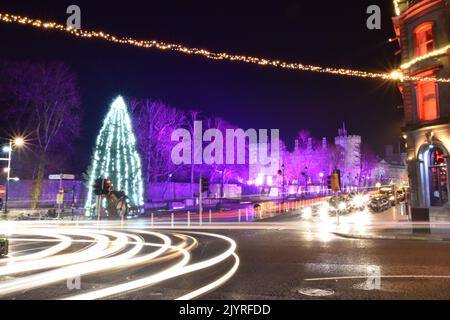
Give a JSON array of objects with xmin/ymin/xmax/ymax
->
[
  {"xmin": 85, "ymin": 96, "xmax": 144, "ymax": 215},
  {"xmin": 1, "ymin": 12, "xmax": 449, "ymax": 83}
]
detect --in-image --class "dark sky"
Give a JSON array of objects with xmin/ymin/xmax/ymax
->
[{"xmin": 0, "ymin": 0, "xmax": 404, "ymax": 173}]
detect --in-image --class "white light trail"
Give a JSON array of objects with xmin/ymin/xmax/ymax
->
[{"xmin": 0, "ymin": 222, "xmax": 240, "ymax": 300}]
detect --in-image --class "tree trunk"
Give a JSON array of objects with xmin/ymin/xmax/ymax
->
[
  {"xmin": 220, "ymin": 169, "xmax": 225, "ymax": 198},
  {"xmin": 31, "ymin": 150, "xmax": 45, "ymax": 209},
  {"xmin": 190, "ymin": 165, "xmax": 194, "ymax": 198}
]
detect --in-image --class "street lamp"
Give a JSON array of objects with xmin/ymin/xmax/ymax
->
[
  {"xmin": 319, "ymin": 172, "xmax": 324, "ymax": 194},
  {"xmin": 1, "ymin": 137, "xmax": 25, "ymax": 213},
  {"xmin": 301, "ymin": 166, "xmax": 308, "ymax": 196},
  {"xmin": 278, "ymin": 164, "xmax": 286, "ymax": 197}
]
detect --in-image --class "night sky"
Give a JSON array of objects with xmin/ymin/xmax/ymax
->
[{"xmin": 0, "ymin": 0, "xmax": 404, "ymax": 173}]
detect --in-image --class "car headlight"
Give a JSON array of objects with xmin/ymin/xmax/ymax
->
[
  {"xmin": 338, "ymin": 202, "xmax": 347, "ymax": 210},
  {"xmin": 302, "ymin": 207, "xmax": 312, "ymax": 219},
  {"xmin": 352, "ymin": 194, "xmax": 369, "ymax": 207},
  {"xmin": 318, "ymin": 203, "xmax": 329, "ymax": 217}
]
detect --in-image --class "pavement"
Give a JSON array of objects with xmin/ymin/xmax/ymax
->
[{"xmin": 332, "ymin": 205, "xmax": 450, "ymax": 242}]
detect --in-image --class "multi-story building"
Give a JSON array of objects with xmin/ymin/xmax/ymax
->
[
  {"xmin": 392, "ymin": 0, "xmax": 450, "ymax": 211},
  {"xmin": 373, "ymin": 145, "xmax": 409, "ymax": 185}
]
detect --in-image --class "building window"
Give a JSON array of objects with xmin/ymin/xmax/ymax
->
[
  {"xmin": 428, "ymin": 147, "xmax": 448, "ymax": 206},
  {"xmin": 416, "ymin": 71, "xmax": 438, "ymax": 121},
  {"xmin": 414, "ymin": 22, "xmax": 434, "ymax": 56}
]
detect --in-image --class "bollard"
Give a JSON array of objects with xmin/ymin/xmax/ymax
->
[
  {"xmin": 151, "ymin": 212, "xmax": 154, "ymax": 228},
  {"xmin": 171, "ymin": 212, "xmax": 174, "ymax": 228},
  {"xmin": 199, "ymin": 209, "xmax": 202, "ymax": 226},
  {"xmin": 238, "ymin": 209, "xmax": 241, "ymax": 223},
  {"xmin": 246, "ymin": 208, "xmax": 249, "ymax": 222},
  {"xmin": 188, "ymin": 211, "xmax": 191, "ymax": 227},
  {"xmin": 209, "ymin": 209, "xmax": 212, "ymax": 224}
]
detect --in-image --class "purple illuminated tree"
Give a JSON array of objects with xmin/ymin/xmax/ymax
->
[
  {"xmin": 0, "ymin": 60, "xmax": 81, "ymax": 208},
  {"xmin": 130, "ymin": 99, "xmax": 187, "ymax": 186},
  {"xmin": 359, "ymin": 143, "xmax": 378, "ymax": 187}
]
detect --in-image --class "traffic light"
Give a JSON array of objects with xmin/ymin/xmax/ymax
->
[
  {"xmin": 93, "ymin": 178, "xmax": 112, "ymax": 195},
  {"xmin": 200, "ymin": 177, "xmax": 209, "ymax": 193},
  {"xmin": 104, "ymin": 178, "xmax": 112, "ymax": 194},
  {"xmin": 331, "ymin": 169, "xmax": 341, "ymax": 192},
  {"xmin": 94, "ymin": 178, "xmax": 103, "ymax": 195}
]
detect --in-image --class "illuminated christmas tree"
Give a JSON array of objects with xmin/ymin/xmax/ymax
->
[{"xmin": 85, "ymin": 96, "xmax": 144, "ymax": 214}]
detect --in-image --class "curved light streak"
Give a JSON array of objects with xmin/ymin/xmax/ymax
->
[
  {"xmin": 64, "ymin": 231, "xmax": 238, "ymax": 300},
  {"xmin": 0, "ymin": 224, "xmax": 239, "ymax": 300}
]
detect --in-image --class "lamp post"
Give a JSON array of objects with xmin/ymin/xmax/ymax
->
[
  {"xmin": 1, "ymin": 137, "xmax": 25, "ymax": 214},
  {"xmin": 301, "ymin": 166, "xmax": 308, "ymax": 197},
  {"xmin": 319, "ymin": 172, "xmax": 324, "ymax": 194},
  {"xmin": 277, "ymin": 164, "xmax": 286, "ymax": 198}
]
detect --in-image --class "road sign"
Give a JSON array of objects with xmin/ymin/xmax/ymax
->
[
  {"xmin": 56, "ymin": 188, "xmax": 64, "ymax": 205},
  {"xmin": 49, "ymin": 174, "xmax": 75, "ymax": 180}
]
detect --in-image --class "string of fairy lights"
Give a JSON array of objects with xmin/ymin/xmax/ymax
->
[
  {"xmin": 394, "ymin": 0, "xmax": 401, "ymax": 16},
  {"xmin": 0, "ymin": 12, "xmax": 449, "ymax": 83},
  {"xmin": 392, "ymin": 1, "xmax": 450, "ymax": 70},
  {"xmin": 85, "ymin": 96, "xmax": 144, "ymax": 214}
]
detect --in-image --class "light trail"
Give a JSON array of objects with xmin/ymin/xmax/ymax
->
[
  {"xmin": 64, "ymin": 231, "xmax": 238, "ymax": 300},
  {"xmin": 0, "ymin": 222, "xmax": 240, "ymax": 300},
  {"xmin": 305, "ymin": 275, "xmax": 450, "ymax": 281},
  {"xmin": 176, "ymin": 252, "xmax": 240, "ymax": 300}
]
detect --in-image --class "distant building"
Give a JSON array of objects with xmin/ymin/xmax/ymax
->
[
  {"xmin": 334, "ymin": 124, "xmax": 362, "ymax": 187},
  {"xmin": 392, "ymin": 0, "xmax": 450, "ymax": 209},
  {"xmin": 373, "ymin": 145, "xmax": 408, "ymax": 185}
]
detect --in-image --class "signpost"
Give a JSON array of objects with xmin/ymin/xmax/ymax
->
[
  {"xmin": 49, "ymin": 174, "xmax": 75, "ymax": 218},
  {"xmin": 49, "ymin": 174, "xmax": 75, "ymax": 181},
  {"xmin": 199, "ymin": 173, "xmax": 203, "ymax": 220}
]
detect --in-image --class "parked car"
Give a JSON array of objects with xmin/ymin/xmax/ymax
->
[
  {"xmin": 369, "ymin": 196, "xmax": 391, "ymax": 213},
  {"xmin": 0, "ymin": 236, "xmax": 8, "ymax": 256},
  {"xmin": 395, "ymin": 189, "xmax": 406, "ymax": 202},
  {"xmin": 348, "ymin": 193, "xmax": 370, "ymax": 211}
]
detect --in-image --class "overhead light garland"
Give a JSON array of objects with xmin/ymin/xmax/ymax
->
[
  {"xmin": 401, "ymin": 44, "xmax": 450, "ymax": 69},
  {"xmin": 393, "ymin": 0, "xmax": 401, "ymax": 16},
  {"xmin": 392, "ymin": 1, "xmax": 450, "ymax": 71},
  {"xmin": 0, "ymin": 12, "xmax": 449, "ymax": 83}
]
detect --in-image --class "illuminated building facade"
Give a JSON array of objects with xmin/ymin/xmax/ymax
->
[
  {"xmin": 334, "ymin": 124, "xmax": 362, "ymax": 188},
  {"xmin": 393, "ymin": 0, "xmax": 450, "ymax": 209}
]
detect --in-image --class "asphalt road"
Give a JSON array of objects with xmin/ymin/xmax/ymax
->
[{"xmin": 1, "ymin": 211, "xmax": 450, "ymax": 300}]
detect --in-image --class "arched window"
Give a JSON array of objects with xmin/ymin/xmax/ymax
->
[
  {"xmin": 428, "ymin": 146, "xmax": 448, "ymax": 206},
  {"xmin": 414, "ymin": 22, "xmax": 434, "ymax": 57}
]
